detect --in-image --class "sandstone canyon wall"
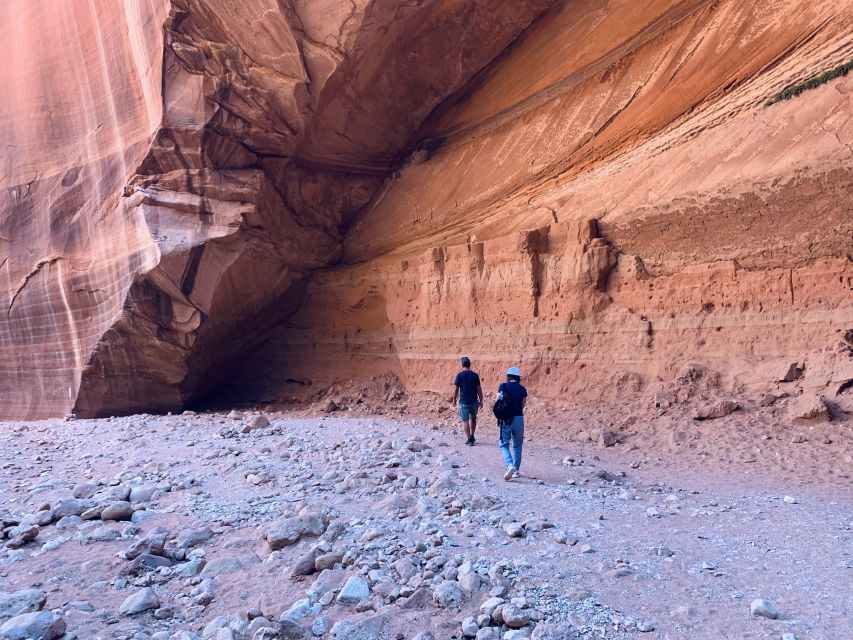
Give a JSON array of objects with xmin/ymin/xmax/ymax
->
[
  {"xmin": 1, "ymin": 0, "xmax": 852, "ymax": 419},
  {"xmin": 0, "ymin": 0, "xmax": 554, "ymax": 418},
  {"xmin": 230, "ymin": 0, "xmax": 853, "ymax": 407}
]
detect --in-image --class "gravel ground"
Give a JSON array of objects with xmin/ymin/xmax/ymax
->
[{"xmin": 0, "ymin": 412, "xmax": 849, "ymax": 640}]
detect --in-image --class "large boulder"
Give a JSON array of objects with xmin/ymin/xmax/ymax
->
[
  {"xmin": 124, "ymin": 527, "xmax": 169, "ymax": 560},
  {"xmin": 50, "ymin": 498, "xmax": 95, "ymax": 519},
  {"xmin": 0, "ymin": 612, "xmax": 66, "ymax": 640},
  {"xmin": 0, "ymin": 589, "xmax": 47, "ymax": 623},
  {"xmin": 329, "ymin": 612, "xmax": 393, "ymax": 640},
  {"xmin": 308, "ymin": 570, "xmax": 347, "ymax": 597},
  {"xmin": 433, "ymin": 581, "xmax": 464, "ymax": 609},
  {"xmin": 531, "ymin": 622, "xmax": 574, "ymax": 640},
  {"xmin": 265, "ymin": 511, "xmax": 327, "ymax": 551},
  {"xmin": 176, "ymin": 526, "xmax": 213, "ymax": 549},
  {"xmin": 335, "ymin": 576, "xmax": 370, "ymax": 606},
  {"xmin": 101, "ymin": 501, "xmax": 135, "ymax": 521},
  {"xmin": 119, "ymin": 587, "xmax": 160, "ymax": 615},
  {"xmin": 789, "ymin": 394, "xmax": 830, "ymax": 421},
  {"xmin": 693, "ymin": 400, "xmax": 739, "ymax": 421}
]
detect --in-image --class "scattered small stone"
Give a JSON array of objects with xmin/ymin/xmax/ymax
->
[
  {"xmin": 244, "ymin": 415, "xmax": 271, "ymax": 431},
  {"xmin": 336, "ymin": 576, "xmax": 370, "ymax": 605},
  {"xmin": 0, "ymin": 588, "xmax": 47, "ymax": 620},
  {"xmin": 433, "ymin": 581, "xmax": 464, "ymax": 609},
  {"xmin": 176, "ymin": 526, "xmax": 213, "ymax": 549},
  {"xmin": 694, "ymin": 400, "xmax": 739, "ymax": 420},
  {"xmin": 119, "ymin": 587, "xmax": 160, "ymax": 615},
  {"xmin": 789, "ymin": 394, "xmax": 829, "ymax": 422},
  {"xmin": 101, "ymin": 501, "xmax": 135, "ymax": 521},
  {"xmin": 750, "ymin": 598, "xmax": 780, "ymax": 619},
  {"xmin": 501, "ymin": 604, "xmax": 530, "ymax": 628}
]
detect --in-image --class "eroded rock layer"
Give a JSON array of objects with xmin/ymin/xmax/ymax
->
[
  {"xmin": 1, "ymin": 0, "xmax": 851, "ymax": 418},
  {"xmin": 231, "ymin": 0, "xmax": 853, "ymax": 406},
  {"xmin": 1, "ymin": 0, "xmax": 554, "ymax": 418}
]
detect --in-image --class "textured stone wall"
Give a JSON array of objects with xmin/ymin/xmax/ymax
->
[
  {"xmin": 0, "ymin": 0, "xmax": 554, "ymax": 418},
  {"xmin": 230, "ymin": 0, "xmax": 853, "ymax": 405},
  {"xmin": 1, "ymin": 0, "xmax": 851, "ymax": 418}
]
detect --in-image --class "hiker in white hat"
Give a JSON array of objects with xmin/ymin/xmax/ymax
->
[{"xmin": 494, "ymin": 365, "xmax": 528, "ymax": 480}]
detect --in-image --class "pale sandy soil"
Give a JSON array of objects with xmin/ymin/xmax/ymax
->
[{"xmin": 0, "ymin": 409, "xmax": 850, "ymax": 640}]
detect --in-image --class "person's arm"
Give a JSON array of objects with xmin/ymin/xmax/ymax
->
[
  {"xmin": 477, "ymin": 384, "xmax": 483, "ymax": 406},
  {"xmin": 521, "ymin": 397, "xmax": 526, "ymax": 411},
  {"xmin": 451, "ymin": 384, "xmax": 459, "ymax": 404}
]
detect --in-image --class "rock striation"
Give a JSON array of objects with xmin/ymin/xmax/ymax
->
[
  {"xmin": 231, "ymin": 0, "xmax": 853, "ymax": 406},
  {"xmin": 1, "ymin": 0, "xmax": 852, "ymax": 417},
  {"xmin": 0, "ymin": 0, "xmax": 553, "ymax": 418}
]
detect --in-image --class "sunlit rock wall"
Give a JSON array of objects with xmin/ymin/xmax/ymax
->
[
  {"xmin": 0, "ymin": 0, "xmax": 555, "ymax": 418},
  {"xmin": 232, "ymin": 0, "xmax": 853, "ymax": 405},
  {"xmin": 0, "ymin": 0, "xmax": 169, "ymax": 418}
]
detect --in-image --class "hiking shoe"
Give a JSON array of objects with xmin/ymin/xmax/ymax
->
[
  {"xmin": 465, "ymin": 436, "xmax": 474, "ymax": 446},
  {"xmin": 504, "ymin": 466, "xmax": 517, "ymax": 481},
  {"xmin": 514, "ymin": 470, "xmax": 524, "ymax": 478}
]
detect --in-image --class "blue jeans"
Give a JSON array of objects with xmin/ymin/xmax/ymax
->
[{"xmin": 499, "ymin": 416, "xmax": 524, "ymax": 470}]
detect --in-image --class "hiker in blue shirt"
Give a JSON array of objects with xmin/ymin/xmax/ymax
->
[
  {"xmin": 451, "ymin": 356, "xmax": 483, "ymax": 446},
  {"xmin": 497, "ymin": 366, "xmax": 528, "ymax": 480}
]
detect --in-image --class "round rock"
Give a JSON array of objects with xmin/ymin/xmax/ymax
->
[
  {"xmin": 501, "ymin": 604, "xmax": 530, "ymax": 628},
  {"xmin": 0, "ymin": 612, "xmax": 66, "ymax": 640},
  {"xmin": 750, "ymin": 598, "xmax": 780, "ymax": 619},
  {"xmin": 119, "ymin": 587, "xmax": 160, "ymax": 614},
  {"xmin": 101, "ymin": 501, "xmax": 135, "ymax": 521},
  {"xmin": 432, "ymin": 580, "xmax": 464, "ymax": 609}
]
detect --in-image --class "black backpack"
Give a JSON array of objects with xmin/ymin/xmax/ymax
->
[{"xmin": 492, "ymin": 384, "xmax": 514, "ymax": 425}]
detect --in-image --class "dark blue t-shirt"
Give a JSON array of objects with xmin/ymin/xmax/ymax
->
[
  {"xmin": 499, "ymin": 381, "xmax": 527, "ymax": 416},
  {"xmin": 454, "ymin": 369, "xmax": 481, "ymax": 404}
]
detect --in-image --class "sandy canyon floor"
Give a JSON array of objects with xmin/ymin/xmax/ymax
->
[{"xmin": 0, "ymin": 407, "xmax": 850, "ymax": 640}]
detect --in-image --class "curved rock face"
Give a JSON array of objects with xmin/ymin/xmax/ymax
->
[
  {"xmin": 0, "ymin": 0, "xmax": 554, "ymax": 418},
  {"xmin": 0, "ymin": 0, "xmax": 169, "ymax": 419},
  {"xmin": 229, "ymin": 0, "xmax": 853, "ymax": 405},
  {"xmin": 1, "ymin": 0, "xmax": 852, "ymax": 418}
]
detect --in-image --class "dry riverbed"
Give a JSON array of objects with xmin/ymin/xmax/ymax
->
[{"xmin": 0, "ymin": 412, "xmax": 850, "ymax": 640}]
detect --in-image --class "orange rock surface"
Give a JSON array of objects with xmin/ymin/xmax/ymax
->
[{"xmin": 1, "ymin": 0, "xmax": 851, "ymax": 418}]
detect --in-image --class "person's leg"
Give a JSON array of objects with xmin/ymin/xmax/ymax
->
[
  {"xmin": 470, "ymin": 408, "xmax": 478, "ymax": 441},
  {"xmin": 459, "ymin": 405, "xmax": 472, "ymax": 439},
  {"xmin": 498, "ymin": 422, "xmax": 514, "ymax": 468},
  {"xmin": 512, "ymin": 416, "xmax": 524, "ymax": 471}
]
